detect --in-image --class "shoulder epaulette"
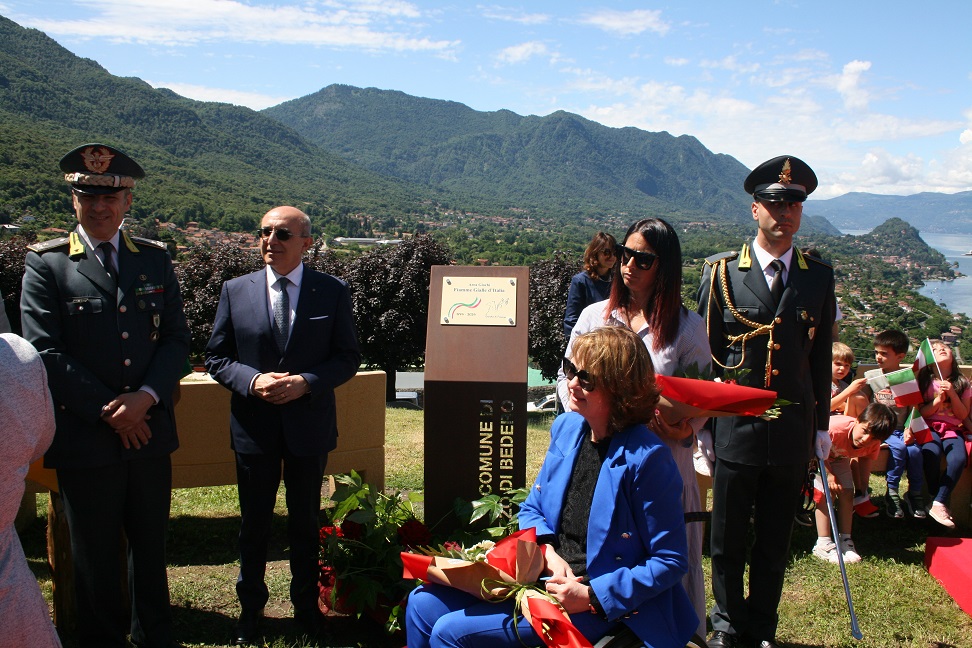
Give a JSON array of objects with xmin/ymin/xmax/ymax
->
[
  {"xmin": 27, "ymin": 237, "xmax": 69, "ymax": 253},
  {"xmin": 703, "ymin": 250, "xmax": 737, "ymax": 266},
  {"xmin": 801, "ymin": 250, "xmax": 832, "ymax": 269},
  {"xmin": 128, "ymin": 235, "xmax": 168, "ymax": 251}
]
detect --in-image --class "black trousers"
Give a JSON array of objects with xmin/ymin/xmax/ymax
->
[
  {"xmin": 708, "ymin": 458, "xmax": 805, "ymax": 642},
  {"xmin": 57, "ymin": 455, "xmax": 173, "ymax": 648},
  {"xmin": 234, "ymin": 449, "xmax": 327, "ymax": 614}
]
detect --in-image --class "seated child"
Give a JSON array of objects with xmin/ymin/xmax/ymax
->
[
  {"xmin": 813, "ymin": 403, "xmax": 896, "ymax": 564},
  {"xmin": 830, "ymin": 342, "xmax": 875, "ymax": 517},
  {"xmin": 860, "ymin": 330, "xmax": 925, "ymax": 519},
  {"xmin": 831, "ymin": 342, "xmax": 868, "ymax": 415},
  {"xmin": 916, "ymin": 340, "xmax": 971, "ymax": 529}
]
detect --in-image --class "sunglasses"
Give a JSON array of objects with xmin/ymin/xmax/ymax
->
[
  {"xmin": 563, "ymin": 357, "xmax": 595, "ymax": 391},
  {"xmin": 616, "ymin": 245, "xmax": 657, "ymax": 271},
  {"xmin": 257, "ymin": 226, "xmax": 305, "ymax": 241}
]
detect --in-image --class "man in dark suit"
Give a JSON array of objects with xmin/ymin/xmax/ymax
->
[
  {"xmin": 697, "ymin": 156, "xmax": 836, "ymax": 648},
  {"xmin": 21, "ymin": 143, "xmax": 190, "ymax": 648},
  {"xmin": 205, "ymin": 206, "xmax": 360, "ymax": 644}
]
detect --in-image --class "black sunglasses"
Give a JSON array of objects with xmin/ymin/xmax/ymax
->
[
  {"xmin": 257, "ymin": 226, "xmax": 305, "ymax": 241},
  {"xmin": 617, "ymin": 245, "xmax": 657, "ymax": 271},
  {"xmin": 563, "ymin": 357, "xmax": 595, "ymax": 391}
]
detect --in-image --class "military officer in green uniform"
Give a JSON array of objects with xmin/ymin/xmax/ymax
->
[
  {"xmin": 697, "ymin": 156, "xmax": 836, "ymax": 648},
  {"xmin": 21, "ymin": 144, "xmax": 190, "ymax": 648}
]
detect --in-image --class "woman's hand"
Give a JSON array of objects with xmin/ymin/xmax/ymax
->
[
  {"xmin": 542, "ymin": 546, "xmax": 575, "ymax": 580},
  {"xmin": 651, "ymin": 409, "xmax": 693, "ymax": 441},
  {"xmin": 544, "ymin": 575, "xmax": 590, "ymax": 614}
]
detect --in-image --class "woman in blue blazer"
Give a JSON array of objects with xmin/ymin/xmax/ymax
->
[{"xmin": 406, "ymin": 327, "xmax": 697, "ymax": 648}]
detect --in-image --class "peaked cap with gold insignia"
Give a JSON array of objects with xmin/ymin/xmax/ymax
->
[
  {"xmin": 744, "ymin": 155, "xmax": 817, "ymax": 203},
  {"xmin": 59, "ymin": 143, "xmax": 145, "ymax": 195}
]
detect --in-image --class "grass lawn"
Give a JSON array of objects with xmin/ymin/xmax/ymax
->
[{"xmin": 20, "ymin": 408, "xmax": 972, "ymax": 647}]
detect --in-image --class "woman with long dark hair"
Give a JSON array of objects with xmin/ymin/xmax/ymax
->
[{"xmin": 557, "ymin": 217, "xmax": 711, "ymax": 634}]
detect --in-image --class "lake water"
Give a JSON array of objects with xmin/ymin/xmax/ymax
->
[{"xmin": 842, "ymin": 228, "xmax": 972, "ymax": 316}]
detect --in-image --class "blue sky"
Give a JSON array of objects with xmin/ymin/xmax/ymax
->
[{"xmin": 3, "ymin": 0, "xmax": 971, "ymax": 199}]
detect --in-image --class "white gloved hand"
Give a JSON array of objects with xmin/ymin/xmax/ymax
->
[{"xmin": 814, "ymin": 429, "xmax": 832, "ymax": 460}]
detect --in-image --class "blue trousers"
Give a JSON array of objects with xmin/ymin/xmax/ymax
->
[
  {"xmin": 885, "ymin": 429, "xmax": 923, "ymax": 493},
  {"xmin": 405, "ymin": 583, "xmax": 617, "ymax": 648},
  {"xmin": 919, "ymin": 434, "xmax": 968, "ymax": 504},
  {"xmin": 235, "ymin": 449, "xmax": 326, "ymax": 614}
]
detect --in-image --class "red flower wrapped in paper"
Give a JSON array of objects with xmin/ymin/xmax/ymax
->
[
  {"xmin": 655, "ymin": 373, "xmax": 792, "ymax": 423},
  {"xmin": 401, "ymin": 528, "xmax": 593, "ymax": 648}
]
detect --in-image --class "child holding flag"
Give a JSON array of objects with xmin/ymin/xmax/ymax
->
[
  {"xmin": 860, "ymin": 330, "xmax": 925, "ymax": 519},
  {"xmin": 812, "ymin": 403, "xmax": 896, "ymax": 563},
  {"xmin": 915, "ymin": 339, "xmax": 970, "ymax": 528},
  {"xmin": 830, "ymin": 342, "xmax": 877, "ymax": 517}
]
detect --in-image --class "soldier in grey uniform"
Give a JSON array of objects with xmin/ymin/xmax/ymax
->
[
  {"xmin": 20, "ymin": 144, "xmax": 190, "ymax": 648},
  {"xmin": 697, "ymin": 156, "xmax": 836, "ymax": 648}
]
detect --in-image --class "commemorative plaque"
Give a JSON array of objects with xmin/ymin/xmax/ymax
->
[{"xmin": 423, "ymin": 266, "xmax": 529, "ymax": 525}]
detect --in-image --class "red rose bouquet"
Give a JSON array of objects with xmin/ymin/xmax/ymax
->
[{"xmin": 319, "ymin": 470, "xmax": 427, "ymax": 632}]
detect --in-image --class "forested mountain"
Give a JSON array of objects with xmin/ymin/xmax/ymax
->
[
  {"xmin": 264, "ymin": 84, "xmax": 754, "ymax": 224},
  {"xmin": 0, "ymin": 12, "xmax": 938, "ymax": 250},
  {"xmin": 0, "ymin": 15, "xmax": 430, "ymax": 235},
  {"xmin": 806, "ymin": 190, "xmax": 972, "ymax": 233}
]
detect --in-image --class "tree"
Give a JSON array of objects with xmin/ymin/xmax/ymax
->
[
  {"xmin": 176, "ymin": 240, "xmax": 263, "ymax": 360},
  {"xmin": 342, "ymin": 236, "xmax": 453, "ymax": 401},
  {"xmin": 528, "ymin": 251, "xmax": 580, "ymax": 382},
  {"xmin": 0, "ymin": 235, "xmax": 28, "ymax": 333}
]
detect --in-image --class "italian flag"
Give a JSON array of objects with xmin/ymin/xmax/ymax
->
[
  {"xmin": 904, "ymin": 407, "xmax": 932, "ymax": 444},
  {"xmin": 912, "ymin": 338, "xmax": 936, "ymax": 374},
  {"xmin": 904, "ymin": 407, "xmax": 929, "ymax": 434},
  {"xmin": 886, "ymin": 367, "xmax": 924, "ymax": 407}
]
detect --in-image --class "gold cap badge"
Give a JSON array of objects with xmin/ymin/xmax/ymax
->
[{"xmin": 81, "ymin": 146, "xmax": 115, "ymax": 174}]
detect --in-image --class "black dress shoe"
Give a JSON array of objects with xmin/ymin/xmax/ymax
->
[
  {"xmin": 756, "ymin": 640, "xmax": 781, "ymax": 648},
  {"xmin": 294, "ymin": 608, "xmax": 324, "ymax": 638},
  {"xmin": 707, "ymin": 630, "xmax": 738, "ymax": 648},
  {"xmin": 234, "ymin": 608, "xmax": 264, "ymax": 646}
]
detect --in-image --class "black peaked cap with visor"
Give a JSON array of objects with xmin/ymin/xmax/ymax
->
[
  {"xmin": 59, "ymin": 143, "xmax": 145, "ymax": 195},
  {"xmin": 744, "ymin": 155, "xmax": 817, "ymax": 203}
]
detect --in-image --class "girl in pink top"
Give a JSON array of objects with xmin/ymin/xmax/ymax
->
[{"xmin": 917, "ymin": 340, "xmax": 970, "ymax": 529}]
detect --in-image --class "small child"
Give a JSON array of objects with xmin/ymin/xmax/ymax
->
[
  {"xmin": 830, "ymin": 342, "xmax": 875, "ymax": 518},
  {"xmin": 813, "ymin": 403, "xmax": 896, "ymax": 564},
  {"xmin": 830, "ymin": 342, "xmax": 868, "ymax": 416},
  {"xmin": 860, "ymin": 330, "xmax": 925, "ymax": 519},
  {"xmin": 915, "ymin": 340, "xmax": 971, "ymax": 529}
]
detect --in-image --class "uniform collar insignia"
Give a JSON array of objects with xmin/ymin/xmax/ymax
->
[
  {"xmin": 122, "ymin": 231, "xmax": 140, "ymax": 253},
  {"xmin": 738, "ymin": 243, "xmax": 752, "ymax": 270},
  {"xmin": 68, "ymin": 232, "xmax": 85, "ymax": 257}
]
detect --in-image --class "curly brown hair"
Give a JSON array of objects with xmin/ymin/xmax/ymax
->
[{"xmin": 570, "ymin": 326, "xmax": 659, "ymax": 432}]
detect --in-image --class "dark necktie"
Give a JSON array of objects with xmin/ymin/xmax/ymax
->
[
  {"xmin": 770, "ymin": 258, "xmax": 785, "ymax": 304},
  {"xmin": 272, "ymin": 277, "xmax": 290, "ymax": 353},
  {"xmin": 98, "ymin": 241, "xmax": 116, "ymax": 280}
]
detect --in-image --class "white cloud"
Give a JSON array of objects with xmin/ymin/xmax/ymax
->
[
  {"xmin": 961, "ymin": 129, "xmax": 972, "ymax": 145},
  {"xmin": 146, "ymin": 80, "xmax": 290, "ymax": 110},
  {"xmin": 831, "ymin": 59, "xmax": 872, "ymax": 111},
  {"xmin": 664, "ymin": 57, "xmax": 689, "ymax": 67},
  {"xmin": 477, "ymin": 5, "xmax": 550, "ymax": 25},
  {"xmin": 21, "ymin": 0, "xmax": 457, "ymax": 52},
  {"xmin": 699, "ymin": 55, "xmax": 759, "ymax": 74},
  {"xmin": 833, "ymin": 114, "xmax": 961, "ymax": 143},
  {"xmin": 579, "ymin": 9, "xmax": 669, "ymax": 36},
  {"xmin": 496, "ymin": 41, "xmax": 550, "ymax": 65}
]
